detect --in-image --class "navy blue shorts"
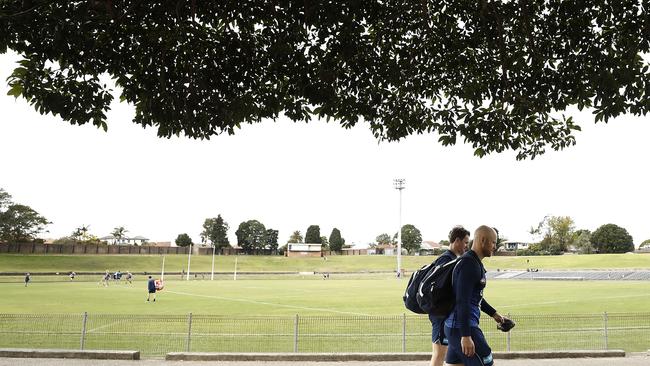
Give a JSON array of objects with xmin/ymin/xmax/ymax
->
[
  {"xmin": 445, "ymin": 325, "xmax": 494, "ymax": 366},
  {"xmin": 428, "ymin": 314, "xmax": 448, "ymax": 345}
]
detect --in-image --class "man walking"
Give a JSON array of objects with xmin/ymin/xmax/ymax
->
[
  {"xmin": 429, "ymin": 226, "xmax": 470, "ymax": 366},
  {"xmin": 444, "ymin": 225, "xmax": 509, "ymax": 366},
  {"xmin": 146, "ymin": 276, "xmax": 156, "ymax": 302}
]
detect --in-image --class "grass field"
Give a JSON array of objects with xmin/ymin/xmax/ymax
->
[
  {"xmin": 1, "ymin": 277, "xmax": 650, "ymax": 356},
  {"xmin": 1, "ymin": 253, "xmax": 649, "ymax": 356},
  {"xmin": 2, "ymin": 276, "xmax": 650, "ymax": 315},
  {"xmin": 1, "ymin": 252, "xmax": 649, "ymax": 273}
]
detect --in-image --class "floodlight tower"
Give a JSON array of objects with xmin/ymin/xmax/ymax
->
[
  {"xmin": 186, "ymin": 243, "xmax": 192, "ymax": 281},
  {"xmin": 210, "ymin": 242, "xmax": 216, "ymax": 281},
  {"xmin": 393, "ymin": 178, "xmax": 405, "ymax": 278}
]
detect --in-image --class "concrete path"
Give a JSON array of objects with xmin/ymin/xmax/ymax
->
[{"xmin": 0, "ymin": 356, "xmax": 648, "ymax": 366}]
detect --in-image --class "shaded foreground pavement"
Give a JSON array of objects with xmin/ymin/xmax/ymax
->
[{"xmin": 0, "ymin": 356, "xmax": 648, "ymax": 366}]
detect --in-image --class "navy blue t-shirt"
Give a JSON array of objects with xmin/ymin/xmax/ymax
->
[
  {"xmin": 445, "ymin": 250, "xmax": 496, "ymax": 336},
  {"xmin": 147, "ymin": 278, "xmax": 156, "ymax": 292},
  {"xmin": 433, "ymin": 249, "xmax": 457, "ymax": 267}
]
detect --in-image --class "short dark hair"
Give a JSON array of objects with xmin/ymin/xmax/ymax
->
[
  {"xmin": 148, "ymin": 276, "xmax": 152, "ymax": 279},
  {"xmin": 449, "ymin": 226, "xmax": 470, "ymax": 243}
]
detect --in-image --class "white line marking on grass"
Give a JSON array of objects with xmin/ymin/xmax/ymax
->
[
  {"xmin": 165, "ymin": 290, "xmax": 372, "ymax": 316},
  {"xmin": 499, "ymin": 293, "xmax": 650, "ymax": 309},
  {"xmin": 86, "ymin": 319, "xmax": 125, "ymax": 333}
]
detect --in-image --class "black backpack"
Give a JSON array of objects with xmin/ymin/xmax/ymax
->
[
  {"xmin": 416, "ymin": 257, "xmax": 462, "ymax": 316},
  {"xmin": 403, "ymin": 261, "xmax": 436, "ymax": 314}
]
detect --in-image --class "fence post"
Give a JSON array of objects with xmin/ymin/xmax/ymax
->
[
  {"xmin": 402, "ymin": 313, "xmax": 406, "ymax": 352},
  {"xmin": 186, "ymin": 312, "xmax": 193, "ymax": 352},
  {"xmin": 80, "ymin": 312, "xmax": 88, "ymax": 350},
  {"xmin": 293, "ymin": 314, "xmax": 299, "ymax": 353},
  {"xmin": 506, "ymin": 313, "xmax": 511, "ymax": 352},
  {"xmin": 603, "ymin": 312, "xmax": 608, "ymax": 350}
]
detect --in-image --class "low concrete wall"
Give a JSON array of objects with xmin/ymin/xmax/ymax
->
[
  {"xmin": 166, "ymin": 350, "xmax": 627, "ymax": 361},
  {"xmin": 0, "ymin": 348, "xmax": 139, "ymax": 360}
]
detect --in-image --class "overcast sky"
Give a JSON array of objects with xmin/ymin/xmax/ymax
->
[{"xmin": 1, "ymin": 51, "xmax": 648, "ymax": 247}]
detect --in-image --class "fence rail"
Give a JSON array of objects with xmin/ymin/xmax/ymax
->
[{"xmin": 0, "ymin": 313, "xmax": 648, "ymax": 358}]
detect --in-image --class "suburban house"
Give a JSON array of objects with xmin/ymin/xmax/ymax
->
[
  {"xmin": 502, "ymin": 241, "xmax": 531, "ymax": 251},
  {"xmin": 100, "ymin": 235, "xmax": 149, "ymax": 245},
  {"xmin": 420, "ymin": 240, "xmax": 445, "ymax": 255},
  {"xmin": 285, "ymin": 243, "xmax": 323, "ymax": 257}
]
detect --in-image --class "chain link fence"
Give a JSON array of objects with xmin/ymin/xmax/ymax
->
[{"xmin": 0, "ymin": 313, "xmax": 648, "ymax": 358}]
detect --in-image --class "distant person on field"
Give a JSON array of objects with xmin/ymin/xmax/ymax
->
[
  {"xmin": 69, "ymin": 271, "xmax": 76, "ymax": 281},
  {"xmin": 429, "ymin": 225, "xmax": 470, "ymax": 366},
  {"xmin": 126, "ymin": 271, "xmax": 133, "ymax": 284},
  {"xmin": 444, "ymin": 226, "xmax": 510, "ymax": 366},
  {"xmin": 24, "ymin": 272, "xmax": 30, "ymax": 287},
  {"xmin": 146, "ymin": 276, "xmax": 156, "ymax": 302},
  {"xmin": 102, "ymin": 270, "xmax": 110, "ymax": 286}
]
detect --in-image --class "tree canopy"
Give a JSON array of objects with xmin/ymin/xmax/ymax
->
[
  {"xmin": 175, "ymin": 233, "xmax": 192, "ymax": 247},
  {"xmin": 590, "ymin": 223, "xmax": 634, "ymax": 253},
  {"xmin": 2, "ymin": 1, "xmax": 648, "ymax": 159},
  {"xmin": 235, "ymin": 219, "xmax": 266, "ymax": 252},
  {"xmin": 265, "ymin": 229, "xmax": 279, "ymax": 252},
  {"xmin": 305, "ymin": 225, "xmax": 321, "ymax": 244},
  {"xmin": 288, "ymin": 230, "xmax": 303, "ymax": 244},
  {"xmin": 0, "ymin": 188, "xmax": 50, "ymax": 243},
  {"xmin": 329, "ymin": 228, "xmax": 344, "ymax": 252},
  {"xmin": 529, "ymin": 215, "xmax": 575, "ymax": 254},
  {"xmin": 400, "ymin": 224, "xmax": 422, "ymax": 254},
  {"xmin": 201, "ymin": 215, "xmax": 230, "ymax": 249}
]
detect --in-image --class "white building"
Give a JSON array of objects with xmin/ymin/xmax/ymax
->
[{"xmin": 100, "ymin": 235, "xmax": 149, "ymax": 245}]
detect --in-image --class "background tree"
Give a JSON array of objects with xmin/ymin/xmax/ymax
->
[
  {"xmin": 530, "ymin": 216, "xmax": 575, "ymax": 254},
  {"xmin": 495, "ymin": 234, "xmax": 508, "ymax": 252},
  {"xmin": 0, "ymin": 204, "xmax": 50, "ymax": 243},
  {"xmin": 438, "ymin": 239, "xmax": 450, "ymax": 247},
  {"xmin": 3, "ymin": 2, "xmax": 649, "ymax": 159},
  {"xmin": 305, "ymin": 225, "xmax": 321, "ymax": 244},
  {"xmin": 0, "ymin": 188, "xmax": 11, "ymax": 211},
  {"xmin": 572, "ymin": 229, "xmax": 594, "ymax": 254},
  {"xmin": 375, "ymin": 233, "xmax": 396, "ymax": 247},
  {"xmin": 201, "ymin": 215, "xmax": 230, "ymax": 250},
  {"xmin": 320, "ymin": 236, "xmax": 329, "ymax": 250},
  {"xmin": 175, "ymin": 233, "xmax": 193, "ymax": 247},
  {"xmin": 71, "ymin": 224, "xmax": 99, "ymax": 243},
  {"xmin": 640, "ymin": 239, "xmax": 650, "ymax": 249},
  {"xmin": 329, "ymin": 228, "xmax": 344, "ymax": 252},
  {"xmin": 265, "ymin": 229, "xmax": 279, "ymax": 252},
  {"xmin": 590, "ymin": 224, "xmax": 634, "ymax": 254},
  {"xmin": 111, "ymin": 226, "xmax": 128, "ymax": 244},
  {"xmin": 236, "ymin": 220, "xmax": 267, "ymax": 253},
  {"xmin": 401, "ymin": 224, "xmax": 422, "ymax": 254},
  {"xmin": 288, "ymin": 231, "xmax": 303, "ymax": 244}
]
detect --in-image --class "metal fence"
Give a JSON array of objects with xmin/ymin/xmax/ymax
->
[{"xmin": 0, "ymin": 313, "xmax": 648, "ymax": 358}]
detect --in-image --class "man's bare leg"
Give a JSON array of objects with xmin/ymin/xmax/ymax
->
[{"xmin": 431, "ymin": 343, "xmax": 447, "ymax": 366}]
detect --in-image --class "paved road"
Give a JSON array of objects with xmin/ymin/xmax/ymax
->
[{"xmin": 0, "ymin": 356, "xmax": 648, "ymax": 366}]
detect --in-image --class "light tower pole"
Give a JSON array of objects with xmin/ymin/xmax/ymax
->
[
  {"xmin": 393, "ymin": 178, "xmax": 405, "ymax": 278},
  {"xmin": 186, "ymin": 243, "xmax": 192, "ymax": 281},
  {"xmin": 210, "ymin": 243, "xmax": 216, "ymax": 281}
]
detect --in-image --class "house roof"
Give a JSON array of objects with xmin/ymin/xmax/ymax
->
[
  {"xmin": 100, "ymin": 235, "xmax": 149, "ymax": 241},
  {"xmin": 421, "ymin": 241, "xmax": 441, "ymax": 250}
]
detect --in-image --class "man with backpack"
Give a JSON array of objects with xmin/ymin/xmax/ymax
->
[
  {"xmin": 428, "ymin": 226, "xmax": 470, "ymax": 366},
  {"xmin": 444, "ymin": 225, "xmax": 511, "ymax": 366}
]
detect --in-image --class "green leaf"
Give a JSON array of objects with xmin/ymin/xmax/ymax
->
[{"xmin": 6, "ymin": 83, "xmax": 22, "ymax": 98}]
